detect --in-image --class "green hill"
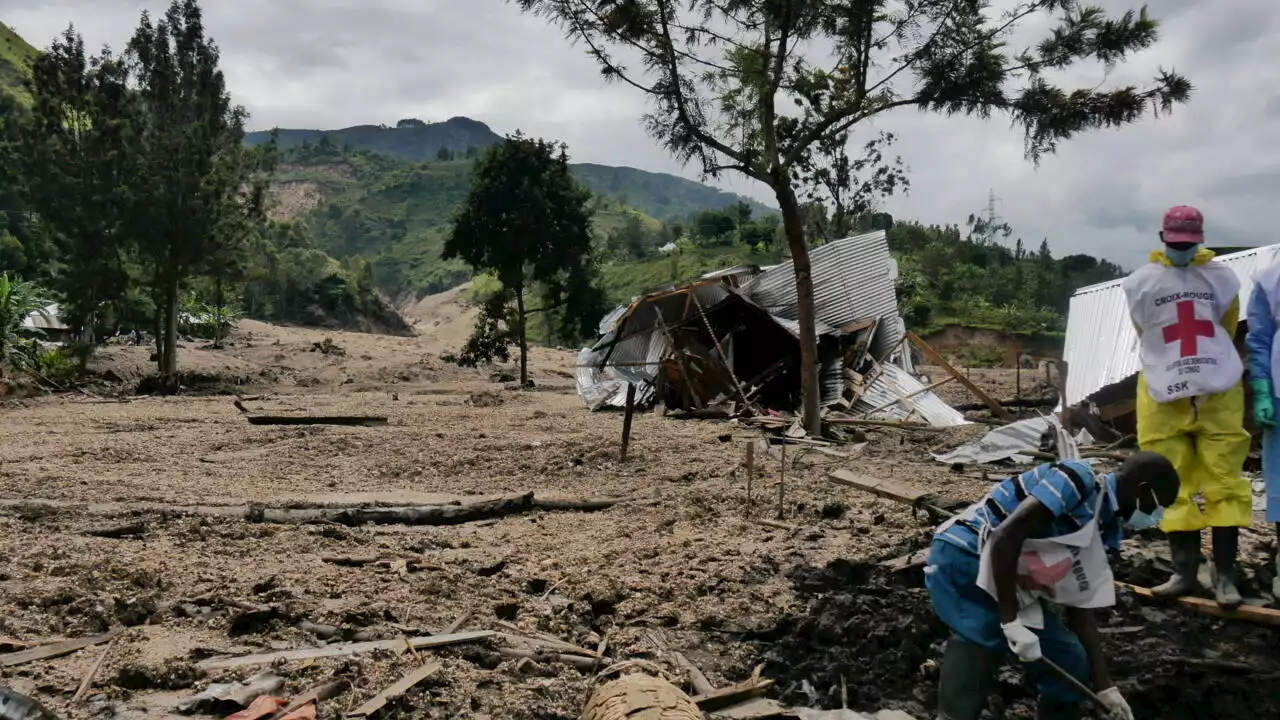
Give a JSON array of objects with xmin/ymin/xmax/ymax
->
[
  {"xmin": 273, "ymin": 142, "xmax": 669, "ymax": 298},
  {"xmin": 247, "ymin": 119, "xmax": 776, "ymax": 221},
  {"xmin": 0, "ymin": 22, "xmax": 39, "ymax": 104}
]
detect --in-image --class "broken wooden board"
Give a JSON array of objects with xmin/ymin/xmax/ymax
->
[
  {"xmin": 878, "ymin": 548, "xmax": 931, "ymax": 573},
  {"xmin": 347, "ymin": 661, "xmax": 441, "ymax": 717},
  {"xmin": 692, "ymin": 678, "xmax": 775, "ymax": 712},
  {"xmin": 196, "ymin": 631, "xmax": 494, "ymax": 670},
  {"xmin": 0, "ymin": 631, "xmax": 117, "ymax": 667},
  {"xmin": 245, "ymin": 416, "xmax": 388, "ymax": 427},
  {"xmin": 1115, "ymin": 582, "xmax": 1280, "ymax": 627},
  {"xmin": 828, "ymin": 469, "xmax": 930, "ymax": 505}
]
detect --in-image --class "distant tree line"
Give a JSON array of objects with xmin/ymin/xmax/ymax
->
[{"xmin": 0, "ymin": 0, "xmax": 404, "ymax": 382}]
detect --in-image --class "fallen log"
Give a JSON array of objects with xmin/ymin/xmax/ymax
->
[
  {"xmin": 245, "ymin": 415, "xmax": 388, "ymax": 427},
  {"xmin": 0, "ymin": 631, "xmax": 118, "ymax": 667},
  {"xmin": 348, "ymin": 661, "xmax": 442, "ymax": 717},
  {"xmin": 583, "ymin": 674, "xmax": 701, "ymax": 720},
  {"xmin": 532, "ymin": 497, "xmax": 626, "ymax": 512},
  {"xmin": 248, "ymin": 493, "xmax": 534, "ymax": 526},
  {"xmin": 84, "ymin": 521, "xmax": 149, "ymax": 539},
  {"xmin": 952, "ymin": 397, "xmax": 1058, "ymax": 412},
  {"xmin": 196, "ymin": 630, "xmax": 494, "ymax": 671}
]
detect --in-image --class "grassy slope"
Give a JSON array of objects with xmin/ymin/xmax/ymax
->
[
  {"xmin": 279, "ymin": 151, "xmax": 672, "ymax": 298},
  {"xmin": 0, "ymin": 22, "xmax": 38, "ymax": 104}
]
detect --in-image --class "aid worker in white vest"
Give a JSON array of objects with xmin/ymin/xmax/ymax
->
[
  {"xmin": 1121, "ymin": 205, "xmax": 1253, "ymax": 608},
  {"xmin": 1244, "ymin": 257, "xmax": 1280, "ymax": 598}
]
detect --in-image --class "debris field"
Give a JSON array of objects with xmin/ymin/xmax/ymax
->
[{"xmin": 1, "ymin": 289, "xmax": 1279, "ymax": 719}]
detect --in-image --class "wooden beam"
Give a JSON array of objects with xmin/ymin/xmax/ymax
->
[
  {"xmin": 1115, "ymin": 582, "xmax": 1280, "ymax": 627},
  {"xmin": 196, "ymin": 631, "xmax": 494, "ymax": 671},
  {"xmin": 0, "ymin": 631, "xmax": 117, "ymax": 667},
  {"xmin": 691, "ymin": 678, "xmax": 774, "ymax": 712},
  {"xmin": 828, "ymin": 469, "xmax": 930, "ymax": 504},
  {"xmin": 906, "ymin": 332, "xmax": 1013, "ymax": 421}
]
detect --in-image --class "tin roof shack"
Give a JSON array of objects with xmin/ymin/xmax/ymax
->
[
  {"xmin": 21, "ymin": 303, "xmax": 73, "ymax": 345},
  {"xmin": 1062, "ymin": 244, "xmax": 1280, "ymax": 433},
  {"xmin": 575, "ymin": 231, "xmax": 962, "ymax": 427}
]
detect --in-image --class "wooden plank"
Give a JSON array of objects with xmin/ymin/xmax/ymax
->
[
  {"xmin": 906, "ymin": 331, "xmax": 1013, "ymax": 421},
  {"xmin": 0, "ymin": 631, "xmax": 117, "ymax": 667},
  {"xmin": 71, "ymin": 635, "xmax": 119, "ymax": 703},
  {"xmin": 347, "ymin": 662, "xmax": 442, "ymax": 717},
  {"xmin": 246, "ymin": 416, "xmax": 388, "ymax": 427},
  {"xmin": 828, "ymin": 469, "xmax": 930, "ymax": 504},
  {"xmin": 878, "ymin": 548, "xmax": 930, "ymax": 573},
  {"xmin": 672, "ymin": 651, "xmax": 715, "ymax": 695},
  {"xmin": 692, "ymin": 678, "xmax": 774, "ymax": 712},
  {"xmin": 196, "ymin": 631, "xmax": 494, "ymax": 670},
  {"xmin": 1115, "ymin": 582, "xmax": 1280, "ymax": 627}
]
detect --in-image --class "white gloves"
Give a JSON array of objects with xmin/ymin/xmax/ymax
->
[
  {"xmin": 1000, "ymin": 619, "xmax": 1042, "ymax": 661},
  {"xmin": 1098, "ymin": 687, "xmax": 1134, "ymax": 720}
]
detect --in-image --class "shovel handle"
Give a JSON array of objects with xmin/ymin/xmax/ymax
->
[{"xmin": 1038, "ymin": 656, "xmax": 1108, "ymax": 708}]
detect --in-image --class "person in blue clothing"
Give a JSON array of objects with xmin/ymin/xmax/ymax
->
[
  {"xmin": 926, "ymin": 453, "xmax": 1179, "ymax": 720},
  {"xmin": 1245, "ymin": 262, "xmax": 1280, "ymax": 598}
]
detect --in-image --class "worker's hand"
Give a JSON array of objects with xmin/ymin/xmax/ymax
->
[
  {"xmin": 999, "ymin": 620, "xmax": 1042, "ymax": 662},
  {"xmin": 1098, "ymin": 687, "xmax": 1134, "ymax": 720},
  {"xmin": 1251, "ymin": 379, "xmax": 1276, "ymax": 428}
]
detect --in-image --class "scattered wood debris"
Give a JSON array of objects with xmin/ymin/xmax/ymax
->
[
  {"xmin": 348, "ymin": 661, "xmax": 442, "ymax": 717},
  {"xmin": 0, "ymin": 631, "xmax": 118, "ymax": 668},
  {"xmin": 196, "ymin": 631, "xmax": 494, "ymax": 671}
]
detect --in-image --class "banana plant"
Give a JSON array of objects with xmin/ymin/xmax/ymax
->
[{"xmin": 0, "ymin": 273, "xmax": 49, "ymax": 382}]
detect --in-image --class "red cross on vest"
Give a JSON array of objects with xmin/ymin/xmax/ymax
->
[{"xmin": 1161, "ymin": 300, "xmax": 1216, "ymax": 358}]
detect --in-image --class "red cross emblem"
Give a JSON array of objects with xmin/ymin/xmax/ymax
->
[
  {"xmin": 1018, "ymin": 550, "xmax": 1072, "ymax": 592},
  {"xmin": 1161, "ymin": 300, "xmax": 1215, "ymax": 358}
]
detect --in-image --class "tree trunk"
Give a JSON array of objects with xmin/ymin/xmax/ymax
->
[
  {"xmin": 515, "ymin": 287, "xmax": 529, "ymax": 387},
  {"xmin": 162, "ymin": 276, "xmax": 178, "ymax": 381},
  {"xmin": 774, "ymin": 183, "xmax": 822, "ymax": 435},
  {"xmin": 214, "ymin": 274, "xmax": 224, "ymax": 348}
]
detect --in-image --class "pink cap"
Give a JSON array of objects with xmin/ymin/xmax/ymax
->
[{"xmin": 1162, "ymin": 205, "xmax": 1204, "ymax": 244}]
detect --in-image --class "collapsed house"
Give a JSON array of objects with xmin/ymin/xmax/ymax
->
[
  {"xmin": 1062, "ymin": 243, "xmax": 1280, "ymax": 429},
  {"xmin": 576, "ymin": 231, "xmax": 968, "ymax": 427}
]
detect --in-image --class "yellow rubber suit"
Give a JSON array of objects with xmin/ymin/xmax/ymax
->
[{"xmin": 1135, "ymin": 249, "xmax": 1253, "ymax": 532}]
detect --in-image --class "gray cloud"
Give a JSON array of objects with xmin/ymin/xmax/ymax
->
[{"xmin": 7, "ymin": 0, "xmax": 1277, "ymax": 272}]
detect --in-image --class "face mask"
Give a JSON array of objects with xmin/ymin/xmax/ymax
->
[
  {"xmin": 1124, "ymin": 488, "xmax": 1165, "ymax": 531},
  {"xmin": 1165, "ymin": 246, "xmax": 1198, "ymax": 267}
]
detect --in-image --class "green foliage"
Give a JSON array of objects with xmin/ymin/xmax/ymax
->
[
  {"xmin": 36, "ymin": 345, "xmax": 81, "ymax": 383},
  {"xmin": 0, "ymin": 22, "xmax": 40, "ymax": 105},
  {"xmin": 445, "ymin": 133, "xmax": 605, "ymax": 382},
  {"xmin": 455, "ymin": 291, "xmax": 516, "ymax": 367},
  {"xmin": 0, "ymin": 272, "xmax": 48, "ymax": 379}
]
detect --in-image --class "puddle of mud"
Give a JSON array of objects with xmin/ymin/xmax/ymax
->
[{"xmin": 757, "ymin": 554, "xmax": 1280, "ymax": 719}]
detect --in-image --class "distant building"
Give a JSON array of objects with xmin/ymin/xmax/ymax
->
[{"xmin": 21, "ymin": 303, "xmax": 73, "ymax": 344}]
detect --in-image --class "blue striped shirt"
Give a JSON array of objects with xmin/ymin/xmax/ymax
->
[{"xmin": 935, "ymin": 461, "xmax": 1123, "ymax": 555}]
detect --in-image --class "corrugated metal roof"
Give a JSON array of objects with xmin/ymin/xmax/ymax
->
[
  {"xmin": 1063, "ymin": 244, "xmax": 1280, "ymax": 406},
  {"xmin": 21, "ymin": 303, "xmax": 68, "ymax": 331},
  {"xmin": 852, "ymin": 363, "xmax": 969, "ymax": 426},
  {"xmin": 742, "ymin": 231, "xmax": 903, "ymax": 358}
]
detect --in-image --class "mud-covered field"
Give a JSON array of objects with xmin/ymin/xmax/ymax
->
[{"xmin": 2, "ymin": 290, "xmax": 1278, "ymax": 719}]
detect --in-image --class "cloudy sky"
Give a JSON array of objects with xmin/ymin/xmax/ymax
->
[{"xmin": 7, "ymin": 0, "xmax": 1276, "ymax": 270}]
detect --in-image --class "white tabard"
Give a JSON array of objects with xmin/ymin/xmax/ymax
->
[{"xmin": 1122, "ymin": 261, "xmax": 1242, "ymax": 403}]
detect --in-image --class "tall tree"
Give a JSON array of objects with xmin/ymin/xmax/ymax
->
[
  {"xmin": 125, "ymin": 0, "xmax": 263, "ymax": 379},
  {"xmin": 443, "ymin": 134, "xmax": 600, "ymax": 385},
  {"xmin": 517, "ymin": 0, "xmax": 1192, "ymax": 433},
  {"xmin": 16, "ymin": 27, "xmax": 134, "ymax": 341}
]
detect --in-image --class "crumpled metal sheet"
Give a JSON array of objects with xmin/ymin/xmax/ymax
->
[
  {"xmin": 931, "ymin": 415, "xmax": 1084, "ymax": 464},
  {"xmin": 853, "ymin": 363, "xmax": 968, "ymax": 427}
]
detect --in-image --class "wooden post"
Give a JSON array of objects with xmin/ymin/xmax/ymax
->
[
  {"xmin": 907, "ymin": 331, "xmax": 1013, "ymax": 421},
  {"xmin": 1057, "ymin": 360, "xmax": 1072, "ymax": 435},
  {"xmin": 745, "ymin": 441, "xmax": 755, "ymax": 511},
  {"xmin": 777, "ymin": 442, "xmax": 786, "ymax": 519},
  {"xmin": 1015, "ymin": 338, "xmax": 1022, "ymax": 399},
  {"xmin": 620, "ymin": 383, "xmax": 637, "ymax": 462}
]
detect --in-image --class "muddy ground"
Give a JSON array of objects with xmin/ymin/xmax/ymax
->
[{"xmin": 1, "ymin": 289, "xmax": 1278, "ymax": 719}]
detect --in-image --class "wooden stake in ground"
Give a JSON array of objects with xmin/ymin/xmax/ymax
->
[
  {"xmin": 744, "ymin": 441, "xmax": 755, "ymax": 511},
  {"xmin": 620, "ymin": 383, "xmax": 637, "ymax": 462},
  {"xmin": 777, "ymin": 442, "xmax": 786, "ymax": 519}
]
